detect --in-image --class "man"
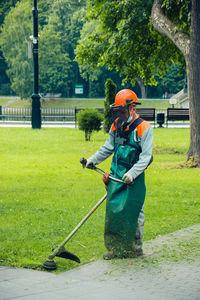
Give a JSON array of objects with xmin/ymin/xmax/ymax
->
[{"xmin": 85, "ymin": 89, "xmax": 153, "ymax": 259}]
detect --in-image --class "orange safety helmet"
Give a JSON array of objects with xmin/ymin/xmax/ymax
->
[
  {"xmin": 110, "ymin": 89, "xmax": 140, "ymax": 129},
  {"xmin": 114, "ymin": 89, "xmax": 139, "ymax": 107}
]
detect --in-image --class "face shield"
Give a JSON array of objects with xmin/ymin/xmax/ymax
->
[{"xmin": 110, "ymin": 103, "xmax": 131, "ymax": 131}]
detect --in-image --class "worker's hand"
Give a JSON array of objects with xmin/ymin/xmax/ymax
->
[
  {"xmin": 122, "ymin": 173, "xmax": 133, "ymax": 184},
  {"xmin": 102, "ymin": 173, "xmax": 110, "ymax": 190},
  {"xmin": 85, "ymin": 159, "xmax": 95, "ymax": 169}
]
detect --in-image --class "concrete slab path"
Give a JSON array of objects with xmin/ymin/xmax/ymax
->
[{"xmin": 0, "ymin": 224, "xmax": 200, "ymax": 300}]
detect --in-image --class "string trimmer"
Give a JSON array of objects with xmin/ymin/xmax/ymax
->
[
  {"xmin": 80, "ymin": 157, "xmax": 125, "ymax": 184},
  {"xmin": 42, "ymin": 158, "xmax": 125, "ymax": 271}
]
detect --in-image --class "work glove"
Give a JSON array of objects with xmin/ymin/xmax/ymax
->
[
  {"xmin": 122, "ymin": 173, "xmax": 133, "ymax": 184},
  {"xmin": 102, "ymin": 173, "xmax": 110, "ymax": 190},
  {"xmin": 85, "ymin": 159, "xmax": 95, "ymax": 169}
]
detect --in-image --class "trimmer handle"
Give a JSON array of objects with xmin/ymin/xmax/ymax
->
[
  {"xmin": 80, "ymin": 157, "xmax": 96, "ymax": 170},
  {"xmin": 80, "ymin": 157, "xmax": 87, "ymax": 166},
  {"xmin": 80, "ymin": 157, "xmax": 126, "ymax": 184}
]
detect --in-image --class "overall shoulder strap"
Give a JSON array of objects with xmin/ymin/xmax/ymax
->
[{"xmin": 128, "ymin": 117, "xmax": 144, "ymax": 133}]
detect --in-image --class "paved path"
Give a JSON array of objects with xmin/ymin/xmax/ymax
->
[
  {"xmin": 0, "ymin": 224, "xmax": 200, "ymax": 300},
  {"xmin": 0, "ymin": 122, "xmax": 77, "ymax": 128},
  {"xmin": 2, "ymin": 97, "xmax": 19, "ymax": 107},
  {"xmin": 0, "ymin": 121, "xmax": 189, "ymax": 128}
]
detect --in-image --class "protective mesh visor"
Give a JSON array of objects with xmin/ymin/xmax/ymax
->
[{"xmin": 110, "ymin": 105, "xmax": 130, "ymax": 128}]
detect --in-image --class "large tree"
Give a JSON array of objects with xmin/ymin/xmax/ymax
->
[
  {"xmin": 151, "ymin": 0, "xmax": 200, "ymax": 164},
  {"xmin": 76, "ymin": 0, "xmax": 200, "ymax": 165}
]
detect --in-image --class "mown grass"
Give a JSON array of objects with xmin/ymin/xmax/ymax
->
[
  {"xmin": 0, "ymin": 98, "xmax": 13, "ymax": 106},
  {"xmin": 0, "ymin": 128, "xmax": 199, "ymax": 272},
  {"xmin": 6, "ymin": 98, "xmax": 172, "ymax": 110},
  {"xmin": 6, "ymin": 98, "xmax": 105, "ymax": 109},
  {"xmin": 139, "ymin": 99, "xmax": 176, "ymax": 110}
]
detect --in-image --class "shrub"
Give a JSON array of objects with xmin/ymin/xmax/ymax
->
[
  {"xmin": 77, "ymin": 109, "xmax": 103, "ymax": 141},
  {"xmin": 103, "ymin": 78, "xmax": 117, "ymax": 133}
]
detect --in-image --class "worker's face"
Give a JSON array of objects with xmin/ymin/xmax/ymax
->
[
  {"xmin": 112, "ymin": 104, "xmax": 136, "ymax": 124},
  {"xmin": 128, "ymin": 105, "xmax": 136, "ymax": 119},
  {"xmin": 119, "ymin": 107, "xmax": 129, "ymax": 121}
]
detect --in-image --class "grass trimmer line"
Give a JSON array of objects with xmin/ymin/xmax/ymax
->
[{"xmin": 42, "ymin": 158, "xmax": 125, "ymax": 271}]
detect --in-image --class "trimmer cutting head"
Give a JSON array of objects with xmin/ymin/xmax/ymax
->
[
  {"xmin": 55, "ymin": 248, "xmax": 80, "ymax": 263},
  {"xmin": 43, "ymin": 259, "xmax": 57, "ymax": 271},
  {"xmin": 42, "ymin": 247, "xmax": 80, "ymax": 271}
]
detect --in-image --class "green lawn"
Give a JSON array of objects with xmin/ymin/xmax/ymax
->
[
  {"xmin": 0, "ymin": 128, "xmax": 199, "ymax": 272},
  {"xmin": 0, "ymin": 98, "xmax": 13, "ymax": 106},
  {"xmin": 140, "ymin": 99, "xmax": 177, "ymax": 109},
  {"xmin": 6, "ymin": 98, "xmax": 105, "ymax": 109},
  {"xmin": 6, "ymin": 97, "xmax": 173, "ymax": 110}
]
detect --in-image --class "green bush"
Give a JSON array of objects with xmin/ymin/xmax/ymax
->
[
  {"xmin": 77, "ymin": 109, "xmax": 103, "ymax": 141},
  {"xmin": 103, "ymin": 78, "xmax": 117, "ymax": 133}
]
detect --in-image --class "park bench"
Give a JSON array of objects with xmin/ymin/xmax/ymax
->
[
  {"xmin": 166, "ymin": 108, "xmax": 189, "ymax": 127},
  {"xmin": 136, "ymin": 108, "xmax": 156, "ymax": 126}
]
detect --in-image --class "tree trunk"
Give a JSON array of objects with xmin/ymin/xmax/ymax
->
[
  {"xmin": 85, "ymin": 130, "xmax": 91, "ymax": 141},
  {"xmin": 152, "ymin": 0, "xmax": 200, "ymax": 166},
  {"xmin": 186, "ymin": 0, "xmax": 200, "ymax": 165},
  {"xmin": 136, "ymin": 77, "xmax": 147, "ymax": 98},
  {"xmin": 85, "ymin": 130, "xmax": 89, "ymax": 141}
]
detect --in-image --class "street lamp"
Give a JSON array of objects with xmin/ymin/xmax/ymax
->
[{"xmin": 31, "ymin": 0, "xmax": 41, "ymax": 129}]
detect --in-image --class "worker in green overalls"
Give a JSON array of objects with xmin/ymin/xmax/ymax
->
[{"xmin": 86, "ymin": 89, "xmax": 153, "ymax": 259}]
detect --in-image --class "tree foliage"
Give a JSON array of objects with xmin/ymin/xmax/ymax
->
[
  {"xmin": 0, "ymin": 0, "xmax": 33, "ymax": 98},
  {"xmin": 39, "ymin": 0, "xmax": 87, "ymax": 96},
  {"xmin": 0, "ymin": 0, "xmax": 20, "ymax": 94},
  {"xmin": 0, "ymin": 0, "xmax": 51, "ymax": 96},
  {"xmin": 39, "ymin": 0, "xmax": 74, "ymax": 96},
  {"xmin": 0, "ymin": 0, "xmax": 86, "ymax": 98},
  {"xmin": 157, "ymin": 63, "xmax": 185, "ymax": 95},
  {"xmin": 0, "ymin": 0, "xmax": 20, "ymax": 26},
  {"xmin": 161, "ymin": 0, "xmax": 191, "ymax": 32},
  {"xmin": 0, "ymin": 0, "xmax": 187, "ymax": 98},
  {"xmin": 75, "ymin": 19, "xmax": 121, "ymax": 97},
  {"xmin": 75, "ymin": 0, "xmax": 183, "ymax": 88}
]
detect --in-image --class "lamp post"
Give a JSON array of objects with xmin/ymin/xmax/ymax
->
[{"xmin": 31, "ymin": 0, "xmax": 41, "ymax": 129}]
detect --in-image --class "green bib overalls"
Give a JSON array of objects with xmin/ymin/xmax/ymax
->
[{"xmin": 104, "ymin": 126, "xmax": 146, "ymax": 253}]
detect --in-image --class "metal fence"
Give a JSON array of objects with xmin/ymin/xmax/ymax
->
[
  {"xmin": 0, "ymin": 106, "xmax": 190, "ymax": 127},
  {"xmin": 42, "ymin": 108, "xmax": 75, "ymax": 122},
  {"xmin": 0, "ymin": 107, "xmax": 75, "ymax": 123},
  {"xmin": 0, "ymin": 107, "xmax": 104, "ymax": 125},
  {"xmin": 0, "ymin": 107, "xmax": 31, "ymax": 122}
]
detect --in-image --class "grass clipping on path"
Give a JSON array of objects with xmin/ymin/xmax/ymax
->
[{"xmin": 0, "ymin": 128, "xmax": 199, "ymax": 272}]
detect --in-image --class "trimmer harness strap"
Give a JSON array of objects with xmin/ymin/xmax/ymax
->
[{"xmin": 127, "ymin": 117, "xmax": 144, "ymax": 133}]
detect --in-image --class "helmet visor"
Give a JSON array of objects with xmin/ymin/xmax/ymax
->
[{"xmin": 110, "ymin": 104, "xmax": 130, "ymax": 125}]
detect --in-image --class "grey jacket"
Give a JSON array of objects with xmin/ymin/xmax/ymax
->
[{"xmin": 89, "ymin": 120, "xmax": 153, "ymax": 180}]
